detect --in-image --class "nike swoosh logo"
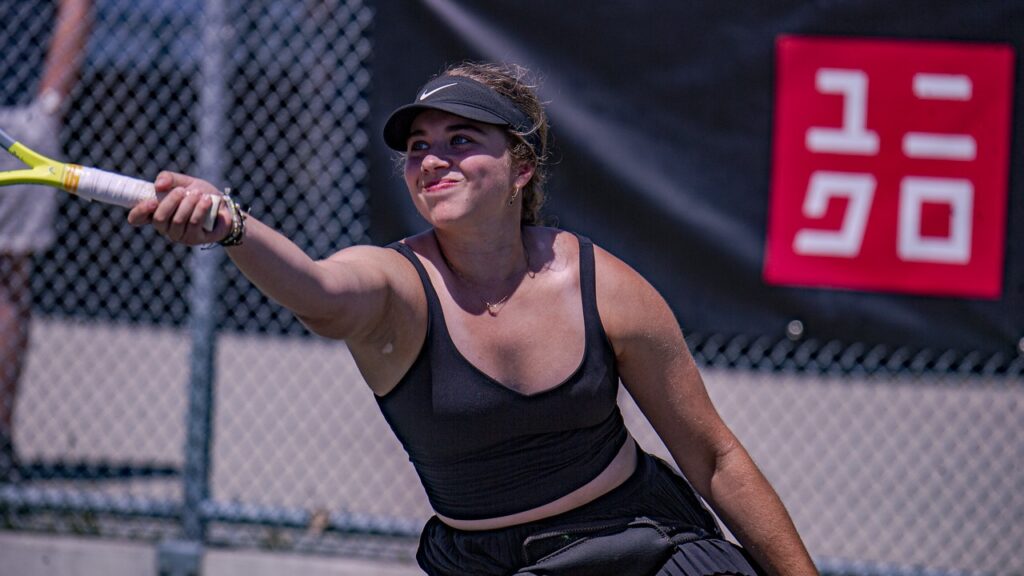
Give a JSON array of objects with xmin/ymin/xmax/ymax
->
[{"xmin": 419, "ymin": 82, "xmax": 458, "ymax": 100}]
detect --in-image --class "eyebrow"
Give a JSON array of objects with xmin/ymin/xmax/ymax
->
[{"xmin": 407, "ymin": 122, "xmax": 488, "ymax": 140}]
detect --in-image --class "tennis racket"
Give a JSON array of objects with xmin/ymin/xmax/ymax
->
[{"xmin": 0, "ymin": 127, "xmax": 219, "ymax": 230}]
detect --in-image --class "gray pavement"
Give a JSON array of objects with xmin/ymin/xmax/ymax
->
[{"xmin": 0, "ymin": 531, "xmax": 420, "ymax": 576}]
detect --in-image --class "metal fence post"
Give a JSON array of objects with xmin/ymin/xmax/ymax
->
[{"xmin": 157, "ymin": 1, "xmax": 231, "ymax": 574}]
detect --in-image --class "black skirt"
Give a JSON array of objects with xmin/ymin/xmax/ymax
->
[{"xmin": 416, "ymin": 448, "xmax": 762, "ymax": 576}]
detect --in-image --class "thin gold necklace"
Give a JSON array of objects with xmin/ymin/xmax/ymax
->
[{"xmin": 436, "ymin": 235, "xmax": 530, "ymax": 316}]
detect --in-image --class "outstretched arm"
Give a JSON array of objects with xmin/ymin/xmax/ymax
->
[
  {"xmin": 127, "ymin": 171, "xmax": 410, "ymax": 344},
  {"xmin": 595, "ymin": 246, "xmax": 818, "ymax": 576}
]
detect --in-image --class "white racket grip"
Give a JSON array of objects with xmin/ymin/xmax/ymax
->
[{"xmin": 74, "ymin": 166, "xmax": 220, "ymax": 231}]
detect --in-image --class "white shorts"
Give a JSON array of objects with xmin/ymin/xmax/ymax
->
[{"xmin": 0, "ymin": 102, "xmax": 60, "ymax": 255}]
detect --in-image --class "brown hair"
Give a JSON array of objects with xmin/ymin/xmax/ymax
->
[{"xmin": 442, "ymin": 62, "xmax": 550, "ymax": 226}]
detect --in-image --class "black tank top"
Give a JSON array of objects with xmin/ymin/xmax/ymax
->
[{"xmin": 377, "ymin": 234, "xmax": 628, "ymax": 520}]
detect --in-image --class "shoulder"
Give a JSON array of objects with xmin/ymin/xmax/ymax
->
[
  {"xmin": 328, "ymin": 230, "xmax": 435, "ymax": 273},
  {"xmin": 532, "ymin": 229, "xmax": 655, "ymax": 300},
  {"xmin": 525, "ymin": 226, "xmax": 580, "ymax": 275},
  {"xmin": 591, "ymin": 242, "xmax": 680, "ymax": 352},
  {"xmin": 324, "ymin": 242, "xmax": 420, "ymax": 289},
  {"xmin": 319, "ymin": 238, "xmax": 429, "ymax": 334},
  {"xmin": 591, "ymin": 242, "xmax": 657, "ymax": 304},
  {"xmin": 399, "ymin": 228, "xmax": 439, "ymax": 253}
]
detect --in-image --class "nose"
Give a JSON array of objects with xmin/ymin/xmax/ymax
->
[{"xmin": 420, "ymin": 152, "xmax": 449, "ymax": 173}]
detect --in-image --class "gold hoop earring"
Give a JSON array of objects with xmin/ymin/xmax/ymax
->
[{"xmin": 508, "ymin": 186, "xmax": 520, "ymax": 206}]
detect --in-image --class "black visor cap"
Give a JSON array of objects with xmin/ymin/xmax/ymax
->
[{"xmin": 383, "ymin": 75, "xmax": 538, "ymax": 152}]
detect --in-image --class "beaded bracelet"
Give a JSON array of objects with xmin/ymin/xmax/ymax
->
[{"xmin": 218, "ymin": 188, "xmax": 247, "ymax": 247}]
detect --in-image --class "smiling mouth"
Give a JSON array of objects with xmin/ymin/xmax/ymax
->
[{"xmin": 424, "ymin": 179, "xmax": 458, "ymax": 193}]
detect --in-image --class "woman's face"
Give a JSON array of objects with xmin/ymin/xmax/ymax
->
[{"xmin": 403, "ymin": 109, "xmax": 529, "ymax": 227}]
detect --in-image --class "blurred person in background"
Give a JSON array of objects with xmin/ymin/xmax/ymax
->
[
  {"xmin": 128, "ymin": 62, "xmax": 817, "ymax": 575},
  {"xmin": 0, "ymin": 0, "xmax": 92, "ymax": 480}
]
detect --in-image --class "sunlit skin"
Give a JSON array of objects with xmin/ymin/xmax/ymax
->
[
  {"xmin": 404, "ymin": 110, "xmax": 526, "ymax": 229},
  {"xmin": 401, "ymin": 111, "xmax": 537, "ymax": 287}
]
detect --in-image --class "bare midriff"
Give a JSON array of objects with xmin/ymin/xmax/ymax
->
[{"xmin": 436, "ymin": 435, "xmax": 638, "ymax": 531}]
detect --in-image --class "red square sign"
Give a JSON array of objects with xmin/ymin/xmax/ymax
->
[{"xmin": 764, "ymin": 36, "xmax": 1014, "ymax": 298}]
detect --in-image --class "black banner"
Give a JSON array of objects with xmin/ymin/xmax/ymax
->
[{"xmin": 369, "ymin": 0, "xmax": 1023, "ymax": 364}]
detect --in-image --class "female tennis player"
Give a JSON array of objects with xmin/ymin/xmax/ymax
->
[{"xmin": 128, "ymin": 62, "xmax": 818, "ymax": 576}]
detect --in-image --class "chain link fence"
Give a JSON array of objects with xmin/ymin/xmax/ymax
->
[{"xmin": 1, "ymin": 2, "xmax": 1021, "ymax": 575}]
